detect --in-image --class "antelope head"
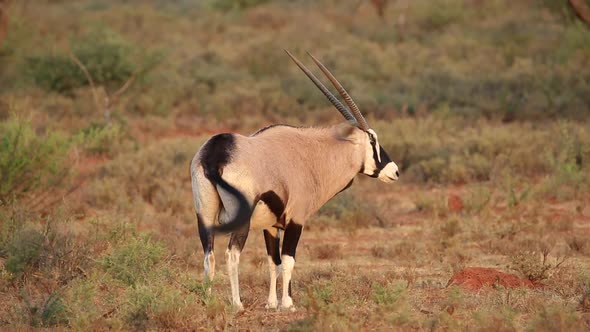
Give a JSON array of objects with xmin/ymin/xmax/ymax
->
[{"xmin": 286, "ymin": 50, "xmax": 400, "ymax": 183}]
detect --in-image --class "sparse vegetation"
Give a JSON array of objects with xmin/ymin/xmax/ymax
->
[{"xmin": 0, "ymin": 0, "xmax": 589, "ymax": 330}]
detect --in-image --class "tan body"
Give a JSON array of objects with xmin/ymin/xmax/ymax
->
[{"xmin": 193, "ymin": 124, "xmax": 366, "ymax": 231}]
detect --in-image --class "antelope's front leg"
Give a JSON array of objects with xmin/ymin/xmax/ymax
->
[
  {"xmin": 281, "ymin": 221, "xmax": 303, "ymax": 310},
  {"xmin": 263, "ymin": 228, "xmax": 281, "ymax": 309}
]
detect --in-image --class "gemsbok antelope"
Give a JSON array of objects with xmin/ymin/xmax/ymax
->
[{"xmin": 190, "ymin": 50, "xmax": 399, "ymax": 311}]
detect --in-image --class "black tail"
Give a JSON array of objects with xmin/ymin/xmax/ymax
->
[
  {"xmin": 208, "ymin": 171, "xmax": 252, "ymax": 234},
  {"xmin": 199, "ymin": 133, "xmax": 252, "ymax": 234}
]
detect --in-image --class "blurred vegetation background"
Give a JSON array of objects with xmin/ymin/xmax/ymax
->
[{"xmin": 0, "ymin": 0, "xmax": 589, "ymax": 330}]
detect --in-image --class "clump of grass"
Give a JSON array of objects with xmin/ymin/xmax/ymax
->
[
  {"xmin": 296, "ymin": 280, "xmax": 358, "ymax": 332},
  {"xmin": 123, "ymin": 284, "xmax": 193, "ymax": 330},
  {"xmin": 510, "ymin": 249, "xmax": 567, "ymax": 283},
  {"xmin": 313, "ymin": 244, "xmax": 342, "ymax": 260},
  {"xmin": 3, "ymin": 227, "xmax": 44, "ymax": 277},
  {"xmin": 373, "ymin": 281, "xmax": 406, "ymax": 307},
  {"xmin": 472, "ymin": 306, "xmax": 517, "ymax": 332},
  {"xmin": 527, "ymin": 305, "xmax": 586, "ymax": 332},
  {"xmin": 19, "ymin": 292, "xmax": 70, "ymax": 328},
  {"xmin": 0, "ymin": 205, "xmax": 90, "ymax": 282},
  {"xmin": 314, "ymin": 191, "xmax": 375, "ymax": 231},
  {"xmin": 75, "ymin": 122, "xmax": 126, "ymax": 157},
  {"xmin": 372, "ymin": 281, "xmax": 417, "ymax": 327},
  {"xmin": 88, "ymin": 137, "xmax": 204, "ymax": 217},
  {"xmin": 65, "ymin": 279, "xmax": 101, "ymax": 331},
  {"xmin": 99, "ymin": 234, "xmax": 165, "ymax": 286},
  {"xmin": 566, "ymin": 235, "xmax": 589, "ymax": 255},
  {"xmin": 0, "ymin": 114, "xmax": 71, "ymax": 204}
]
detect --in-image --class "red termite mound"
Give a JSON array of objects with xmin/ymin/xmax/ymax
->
[{"xmin": 447, "ymin": 267, "xmax": 540, "ymax": 291}]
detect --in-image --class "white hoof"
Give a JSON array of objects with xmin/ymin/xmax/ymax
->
[
  {"xmin": 265, "ymin": 301, "xmax": 278, "ymax": 310},
  {"xmin": 232, "ymin": 302, "xmax": 244, "ymax": 312},
  {"xmin": 280, "ymin": 297, "xmax": 296, "ymax": 311},
  {"xmin": 280, "ymin": 305, "xmax": 297, "ymax": 312}
]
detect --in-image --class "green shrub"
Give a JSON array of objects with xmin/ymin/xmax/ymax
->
[
  {"xmin": 23, "ymin": 29, "xmax": 160, "ymax": 93},
  {"xmin": 0, "ymin": 114, "xmax": 71, "ymax": 204},
  {"xmin": 4, "ymin": 228, "xmax": 44, "ymax": 276},
  {"xmin": 372, "ymin": 282, "xmax": 406, "ymax": 307},
  {"xmin": 99, "ymin": 234, "xmax": 166, "ymax": 286},
  {"xmin": 20, "ymin": 292, "xmax": 70, "ymax": 328},
  {"xmin": 75, "ymin": 122, "xmax": 125, "ymax": 156},
  {"xmin": 209, "ymin": 0, "xmax": 272, "ymax": 11},
  {"xmin": 123, "ymin": 284, "xmax": 191, "ymax": 330},
  {"xmin": 314, "ymin": 191, "xmax": 375, "ymax": 230},
  {"xmin": 0, "ymin": 205, "xmax": 90, "ymax": 281}
]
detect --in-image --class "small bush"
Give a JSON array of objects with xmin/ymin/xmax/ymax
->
[
  {"xmin": 4, "ymin": 227, "xmax": 44, "ymax": 276},
  {"xmin": 23, "ymin": 29, "xmax": 160, "ymax": 93},
  {"xmin": 373, "ymin": 282, "xmax": 406, "ymax": 307},
  {"xmin": 99, "ymin": 234, "xmax": 166, "ymax": 286},
  {"xmin": 314, "ymin": 191, "xmax": 375, "ymax": 230},
  {"xmin": 510, "ymin": 250, "xmax": 566, "ymax": 283},
  {"xmin": 20, "ymin": 292, "xmax": 70, "ymax": 328},
  {"xmin": 0, "ymin": 205, "xmax": 90, "ymax": 281},
  {"xmin": 75, "ymin": 122, "xmax": 125, "ymax": 156},
  {"xmin": 313, "ymin": 244, "xmax": 342, "ymax": 260},
  {"xmin": 123, "ymin": 284, "xmax": 190, "ymax": 330},
  {"xmin": 209, "ymin": 0, "xmax": 271, "ymax": 11},
  {"xmin": 0, "ymin": 114, "xmax": 71, "ymax": 204}
]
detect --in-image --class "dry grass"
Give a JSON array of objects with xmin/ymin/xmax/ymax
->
[{"xmin": 0, "ymin": 0, "xmax": 590, "ymax": 330}]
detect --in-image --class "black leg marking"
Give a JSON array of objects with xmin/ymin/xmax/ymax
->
[
  {"xmin": 260, "ymin": 191, "xmax": 286, "ymax": 229},
  {"xmin": 228, "ymin": 224, "xmax": 250, "ymax": 252},
  {"xmin": 282, "ymin": 222, "xmax": 303, "ymax": 258},
  {"xmin": 264, "ymin": 230, "xmax": 281, "ymax": 266},
  {"xmin": 283, "ymin": 221, "xmax": 302, "ymax": 300},
  {"xmin": 197, "ymin": 213, "xmax": 214, "ymax": 254}
]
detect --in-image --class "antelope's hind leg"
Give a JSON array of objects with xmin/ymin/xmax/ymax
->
[
  {"xmin": 226, "ymin": 226, "xmax": 249, "ymax": 311},
  {"xmin": 197, "ymin": 214, "xmax": 216, "ymax": 286},
  {"xmin": 263, "ymin": 228, "xmax": 281, "ymax": 309}
]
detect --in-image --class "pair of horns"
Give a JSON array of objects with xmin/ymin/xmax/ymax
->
[{"xmin": 285, "ymin": 50, "xmax": 369, "ymax": 131}]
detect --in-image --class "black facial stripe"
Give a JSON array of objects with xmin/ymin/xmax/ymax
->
[
  {"xmin": 367, "ymin": 140, "xmax": 380, "ymax": 177},
  {"xmin": 371, "ymin": 141, "xmax": 379, "ymax": 163}
]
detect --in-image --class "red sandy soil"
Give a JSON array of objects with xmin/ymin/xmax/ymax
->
[
  {"xmin": 447, "ymin": 193, "xmax": 464, "ymax": 212},
  {"xmin": 447, "ymin": 267, "xmax": 539, "ymax": 291}
]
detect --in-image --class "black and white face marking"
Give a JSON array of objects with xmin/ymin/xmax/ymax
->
[{"xmin": 361, "ymin": 129, "xmax": 399, "ymax": 183}]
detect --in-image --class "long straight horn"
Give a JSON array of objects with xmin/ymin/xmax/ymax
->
[
  {"xmin": 307, "ymin": 52, "xmax": 369, "ymax": 131},
  {"xmin": 285, "ymin": 50, "xmax": 356, "ymax": 123}
]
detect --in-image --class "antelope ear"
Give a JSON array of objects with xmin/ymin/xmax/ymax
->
[{"xmin": 334, "ymin": 122, "xmax": 360, "ymax": 143}]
